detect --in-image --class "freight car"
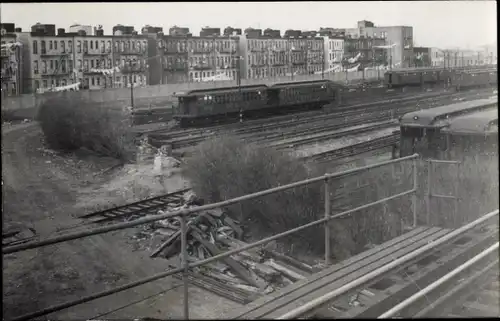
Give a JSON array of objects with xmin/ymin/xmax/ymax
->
[{"xmin": 173, "ymin": 80, "xmax": 341, "ymax": 126}]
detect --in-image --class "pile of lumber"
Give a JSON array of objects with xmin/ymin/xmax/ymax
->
[{"xmin": 144, "ymin": 204, "xmax": 317, "ymax": 303}]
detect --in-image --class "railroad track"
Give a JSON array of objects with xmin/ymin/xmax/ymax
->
[
  {"xmin": 149, "ymin": 88, "xmax": 496, "ymax": 150},
  {"xmin": 77, "ymin": 188, "xmax": 191, "ymax": 224},
  {"xmin": 268, "ymin": 121, "xmax": 395, "ymax": 150},
  {"xmin": 302, "ymin": 133, "xmax": 399, "ymax": 163}
]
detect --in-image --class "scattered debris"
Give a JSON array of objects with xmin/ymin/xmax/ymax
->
[{"xmin": 130, "ymin": 190, "xmax": 315, "ymax": 303}]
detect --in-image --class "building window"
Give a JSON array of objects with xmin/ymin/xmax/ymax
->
[
  {"xmin": 50, "ymin": 60, "xmax": 54, "ymax": 70},
  {"xmin": 61, "ymin": 41, "xmax": 65, "ymax": 52},
  {"xmin": 91, "ymin": 77, "xmax": 95, "ymax": 86},
  {"xmin": 107, "ymin": 40, "xmax": 111, "ymax": 53},
  {"xmin": 97, "ymin": 77, "xmax": 100, "ymax": 86},
  {"xmin": 77, "ymin": 41, "xmax": 82, "ymax": 53},
  {"xmin": 90, "ymin": 41, "xmax": 93, "ymax": 49},
  {"xmin": 68, "ymin": 59, "xmax": 73, "ymax": 71},
  {"xmin": 42, "ymin": 80, "xmax": 48, "ymax": 88},
  {"xmin": 49, "ymin": 41, "xmax": 53, "ymax": 50},
  {"xmin": 68, "ymin": 41, "xmax": 73, "ymax": 53},
  {"xmin": 107, "ymin": 59, "xmax": 111, "ymax": 68},
  {"xmin": 32, "ymin": 40, "xmax": 38, "ymax": 54},
  {"xmin": 55, "ymin": 60, "xmax": 59, "ymax": 72},
  {"xmin": 95, "ymin": 41, "xmax": 98, "ymax": 49},
  {"xmin": 34, "ymin": 60, "xmax": 39, "ymax": 74},
  {"xmin": 41, "ymin": 40, "xmax": 46, "ymax": 54},
  {"xmin": 90, "ymin": 60, "xmax": 94, "ymax": 68},
  {"xmin": 54, "ymin": 41, "xmax": 58, "ymax": 50}
]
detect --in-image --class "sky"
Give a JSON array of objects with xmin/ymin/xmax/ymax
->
[{"xmin": 1, "ymin": 1, "xmax": 497, "ymax": 49}]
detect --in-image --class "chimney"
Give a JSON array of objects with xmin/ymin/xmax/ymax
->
[
  {"xmin": 96, "ymin": 29, "xmax": 104, "ymax": 36},
  {"xmin": 57, "ymin": 28, "xmax": 65, "ymax": 36}
]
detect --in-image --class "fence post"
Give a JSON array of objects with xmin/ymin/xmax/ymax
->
[
  {"xmin": 180, "ymin": 215, "xmax": 189, "ymax": 320},
  {"xmin": 454, "ymin": 162, "xmax": 460, "ymax": 227},
  {"xmin": 426, "ymin": 160, "xmax": 432, "ymax": 225},
  {"xmin": 324, "ymin": 176, "xmax": 331, "ymax": 266},
  {"xmin": 412, "ymin": 157, "xmax": 418, "ymax": 227}
]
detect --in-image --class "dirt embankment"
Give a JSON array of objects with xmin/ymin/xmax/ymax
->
[{"xmin": 2, "ymin": 123, "xmax": 239, "ymax": 320}]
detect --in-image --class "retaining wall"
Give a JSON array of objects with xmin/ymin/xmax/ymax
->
[{"xmin": 1, "ymin": 70, "xmax": 385, "ymax": 120}]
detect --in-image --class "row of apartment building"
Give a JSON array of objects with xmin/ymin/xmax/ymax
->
[{"xmin": 1, "ymin": 21, "xmax": 497, "ymax": 95}]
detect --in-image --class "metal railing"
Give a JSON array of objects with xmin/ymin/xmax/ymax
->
[
  {"xmin": 278, "ymin": 209, "xmax": 499, "ymax": 319},
  {"xmin": 378, "ymin": 241, "xmax": 499, "ymax": 319},
  {"xmin": 4, "ymin": 154, "xmax": 420, "ymax": 321}
]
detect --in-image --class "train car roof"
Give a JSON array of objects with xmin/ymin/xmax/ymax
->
[
  {"xmin": 269, "ymin": 79, "xmax": 336, "ymax": 88},
  {"xmin": 441, "ymin": 107, "xmax": 498, "ymax": 135},
  {"xmin": 173, "ymin": 84, "xmax": 268, "ymax": 97},
  {"xmin": 400, "ymin": 98, "xmax": 498, "ymax": 128}
]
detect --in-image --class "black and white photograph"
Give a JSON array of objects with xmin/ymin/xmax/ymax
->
[{"xmin": 1, "ymin": 1, "xmax": 498, "ymax": 320}]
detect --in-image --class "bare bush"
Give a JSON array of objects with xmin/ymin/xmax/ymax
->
[
  {"xmin": 37, "ymin": 95, "xmax": 135, "ymax": 162},
  {"xmin": 182, "ymin": 136, "xmax": 326, "ymax": 253},
  {"xmin": 182, "ymin": 136, "xmax": 408, "ymax": 260}
]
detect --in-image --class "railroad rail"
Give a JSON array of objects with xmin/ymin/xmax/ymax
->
[
  {"xmin": 77, "ymin": 188, "xmax": 191, "ymax": 224},
  {"xmin": 303, "ymin": 133, "xmax": 399, "ymax": 163},
  {"xmin": 149, "ymin": 88, "xmax": 497, "ymax": 151}
]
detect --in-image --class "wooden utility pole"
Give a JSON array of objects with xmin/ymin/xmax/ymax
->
[{"xmin": 129, "ymin": 60, "xmax": 134, "ymax": 110}]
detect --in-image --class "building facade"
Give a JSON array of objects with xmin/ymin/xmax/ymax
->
[
  {"xmin": 413, "ymin": 47, "xmax": 432, "ymax": 67},
  {"xmin": 111, "ymin": 31, "xmax": 149, "ymax": 88},
  {"xmin": 343, "ymin": 35, "xmax": 386, "ymax": 70},
  {"xmin": 1, "ymin": 23, "xmax": 23, "ymax": 97},
  {"xmin": 16, "ymin": 23, "xmax": 149, "ymax": 93},
  {"xmin": 343, "ymin": 20, "xmax": 414, "ymax": 68},
  {"xmin": 323, "ymin": 35, "xmax": 344, "ymax": 72}
]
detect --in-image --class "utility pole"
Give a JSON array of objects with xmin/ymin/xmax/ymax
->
[{"xmin": 129, "ymin": 60, "xmax": 134, "ymax": 110}]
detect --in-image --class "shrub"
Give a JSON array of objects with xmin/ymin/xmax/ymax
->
[
  {"xmin": 37, "ymin": 95, "xmax": 135, "ymax": 162},
  {"xmin": 182, "ymin": 136, "xmax": 326, "ymax": 253},
  {"xmin": 182, "ymin": 136, "xmax": 407, "ymax": 260}
]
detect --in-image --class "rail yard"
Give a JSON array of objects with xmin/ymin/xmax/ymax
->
[{"xmin": 3, "ymin": 61, "xmax": 499, "ymax": 320}]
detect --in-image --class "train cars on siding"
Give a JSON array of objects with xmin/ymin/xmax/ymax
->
[
  {"xmin": 453, "ymin": 69, "xmax": 498, "ymax": 91},
  {"xmin": 172, "ymin": 80, "xmax": 341, "ymax": 126},
  {"xmin": 268, "ymin": 80, "xmax": 337, "ymax": 109},
  {"xmin": 173, "ymin": 84, "xmax": 268, "ymax": 120}
]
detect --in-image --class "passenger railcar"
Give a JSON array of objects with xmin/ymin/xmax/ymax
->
[
  {"xmin": 267, "ymin": 80, "xmax": 336, "ymax": 109},
  {"xmin": 384, "ymin": 65, "xmax": 496, "ymax": 89},
  {"xmin": 173, "ymin": 84, "xmax": 268, "ymax": 123},
  {"xmin": 397, "ymin": 98, "xmax": 498, "ymax": 159},
  {"xmin": 453, "ymin": 69, "xmax": 498, "ymax": 91},
  {"xmin": 172, "ymin": 79, "xmax": 341, "ymax": 126}
]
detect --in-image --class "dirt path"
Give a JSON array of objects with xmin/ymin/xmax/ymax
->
[{"xmin": 2, "ymin": 123, "xmax": 240, "ymax": 320}]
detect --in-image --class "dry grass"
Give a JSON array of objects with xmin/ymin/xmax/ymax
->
[{"xmin": 37, "ymin": 96, "xmax": 136, "ymax": 162}]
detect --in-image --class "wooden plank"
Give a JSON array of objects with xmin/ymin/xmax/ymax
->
[
  {"xmin": 232, "ymin": 227, "xmax": 448, "ymax": 319},
  {"xmin": 227, "ymin": 226, "xmax": 432, "ymax": 319},
  {"xmin": 261, "ymin": 248, "xmax": 315, "ymax": 273},
  {"xmin": 264, "ymin": 228, "xmax": 452, "ymax": 318},
  {"xmin": 265, "ymin": 259, "xmax": 307, "ymax": 282},
  {"xmin": 190, "ymin": 228, "xmax": 260, "ymax": 288}
]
